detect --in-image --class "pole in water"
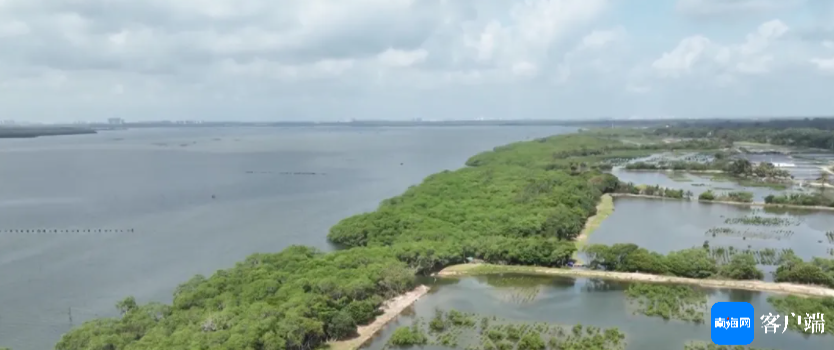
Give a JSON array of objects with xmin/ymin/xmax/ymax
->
[{"xmin": 68, "ymin": 307, "xmax": 73, "ymax": 325}]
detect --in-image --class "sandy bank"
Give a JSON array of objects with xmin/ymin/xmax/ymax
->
[
  {"xmin": 610, "ymin": 193, "xmax": 834, "ymax": 211},
  {"xmin": 329, "ymin": 285, "xmax": 430, "ymax": 350},
  {"xmin": 436, "ymin": 264, "xmax": 834, "ymax": 298},
  {"xmin": 575, "ymin": 194, "xmax": 614, "ymax": 245}
]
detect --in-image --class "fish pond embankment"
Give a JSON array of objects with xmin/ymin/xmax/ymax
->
[
  {"xmin": 609, "ymin": 193, "xmax": 834, "ymax": 212},
  {"xmin": 436, "ymin": 264, "xmax": 834, "ymax": 298}
]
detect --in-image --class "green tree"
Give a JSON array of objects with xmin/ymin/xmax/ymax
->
[
  {"xmin": 719, "ymin": 254, "xmax": 764, "ymax": 280},
  {"xmin": 517, "ymin": 332, "xmax": 546, "ymax": 350}
]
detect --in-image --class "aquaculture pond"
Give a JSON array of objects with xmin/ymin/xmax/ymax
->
[
  {"xmin": 743, "ymin": 153, "xmax": 834, "ymax": 182},
  {"xmin": 611, "ymin": 167, "xmax": 789, "ymax": 202},
  {"xmin": 361, "ymin": 275, "xmax": 833, "ymax": 350},
  {"xmin": 584, "ymin": 198, "xmax": 834, "ymax": 278}
]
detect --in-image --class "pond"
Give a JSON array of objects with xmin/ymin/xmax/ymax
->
[
  {"xmin": 611, "ymin": 168, "xmax": 789, "ymax": 202},
  {"xmin": 610, "ymin": 151, "xmax": 834, "ymax": 202},
  {"xmin": 742, "ymin": 153, "xmax": 832, "ymax": 182},
  {"xmin": 584, "ymin": 198, "xmax": 834, "ymax": 278},
  {"xmin": 361, "ymin": 275, "xmax": 834, "ymax": 350}
]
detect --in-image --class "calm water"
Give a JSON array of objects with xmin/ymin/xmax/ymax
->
[
  {"xmin": 585, "ymin": 197, "xmax": 834, "ymax": 278},
  {"xmin": 362, "ymin": 275, "xmax": 834, "ymax": 350},
  {"xmin": 0, "ymin": 126, "xmax": 574, "ymax": 350}
]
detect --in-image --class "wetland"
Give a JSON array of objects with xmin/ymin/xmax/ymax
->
[
  {"xmin": 31, "ymin": 127, "xmax": 834, "ymax": 350},
  {"xmin": 363, "ymin": 275, "xmax": 833, "ymax": 350}
]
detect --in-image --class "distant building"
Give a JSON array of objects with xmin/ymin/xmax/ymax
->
[{"xmin": 108, "ymin": 118, "xmax": 125, "ymax": 125}]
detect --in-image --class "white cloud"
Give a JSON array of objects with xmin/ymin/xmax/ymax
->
[
  {"xmin": 652, "ymin": 36, "xmax": 712, "ymax": 78},
  {"xmin": 554, "ymin": 27, "xmax": 627, "ymax": 83},
  {"xmin": 652, "ymin": 20, "xmax": 790, "ymax": 79},
  {"xmin": 676, "ymin": 0, "xmax": 803, "ymax": 18},
  {"xmin": 810, "ymin": 57, "xmax": 834, "ymax": 72},
  {"xmin": 377, "ymin": 48, "xmax": 428, "ymax": 68}
]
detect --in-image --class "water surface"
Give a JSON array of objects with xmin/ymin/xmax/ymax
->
[{"xmin": 361, "ymin": 275, "xmax": 834, "ymax": 350}]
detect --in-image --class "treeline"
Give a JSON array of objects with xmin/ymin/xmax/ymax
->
[
  {"xmin": 698, "ymin": 190, "xmax": 754, "ymax": 203},
  {"xmin": 464, "ymin": 134, "xmax": 724, "ymax": 171},
  {"xmin": 654, "ymin": 122, "xmax": 834, "ymax": 150},
  {"xmin": 625, "ymin": 160, "xmax": 719, "ymax": 171},
  {"xmin": 584, "ymin": 244, "xmax": 763, "ymax": 280},
  {"xmin": 586, "ymin": 243, "xmax": 834, "ymax": 288},
  {"xmin": 614, "ymin": 183, "xmax": 693, "ymax": 199},
  {"xmin": 765, "ymin": 193, "xmax": 834, "ymax": 207},
  {"xmin": 625, "ymin": 158, "xmax": 791, "ymax": 179}
]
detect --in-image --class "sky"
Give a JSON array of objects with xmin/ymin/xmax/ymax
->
[{"xmin": 1, "ymin": 0, "xmax": 833, "ymax": 123}]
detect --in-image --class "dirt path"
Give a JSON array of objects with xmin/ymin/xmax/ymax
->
[
  {"xmin": 437, "ymin": 264, "xmax": 834, "ymax": 298},
  {"xmin": 329, "ymin": 285, "xmax": 430, "ymax": 350},
  {"xmin": 573, "ymin": 194, "xmax": 613, "ymax": 263}
]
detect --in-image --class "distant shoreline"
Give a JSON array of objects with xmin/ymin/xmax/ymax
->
[{"xmin": 0, "ymin": 127, "xmax": 97, "ymax": 139}]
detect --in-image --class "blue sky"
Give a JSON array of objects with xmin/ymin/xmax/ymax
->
[{"xmin": 1, "ymin": 0, "xmax": 832, "ymax": 122}]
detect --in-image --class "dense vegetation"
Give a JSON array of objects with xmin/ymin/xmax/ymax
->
[
  {"xmin": 614, "ymin": 183, "xmax": 692, "ymax": 199},
  {"xmin": 764, "ymin": 193, "xmax": 834, "ymax": 207},
  {"xmin": 327, "ymin": 134, "xmax": 716, "ymax": 272},
  {"xmin": 55, "ymin": 247, "xmax": 416, "ymax": 350},
  {"xmin": 654, "ymin": 119, "xmax": 834, "ymax": 150},
  {"xmin": 698, "ymin": 190, "xmax": 754, "ymax": 203},
  {"xmin": 584, "ymin": 243, "xmax": 764, "ymax": 280}
]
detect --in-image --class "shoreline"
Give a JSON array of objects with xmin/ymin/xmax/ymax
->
[
  {"xmin": 329, "ymin": 285, "xmax": 430, "ymax": 350},
  {"xmin": 436, "ymin": 264, "xmax": 834, "ymax": 298},
  {"xmin": 609, "ymin": 193, "xmax": 834, "ymax": 211}
]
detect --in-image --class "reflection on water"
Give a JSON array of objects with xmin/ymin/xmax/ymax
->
[{"xmin": 361, "ymin": 276, "xmax": 834, "ymax": 350}]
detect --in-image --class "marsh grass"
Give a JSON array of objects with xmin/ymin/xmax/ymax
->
[
  {"xmin": 624, "ymin": 284, "xmax": 706, "ymax": 323},
  {"xmin": 706, "ymin": 246, "xmax": 794, "ymax": 265},
  {"xmin": 385, "ymin": 309, "xmax": 627, "ymax": 350},
  {"xmin": 723, "ymin": 213, "xmax": 800, "ymax": 227},
  {"xmin": 705, "ymin": 227, "xmax": 794, "ymax": 240}
]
